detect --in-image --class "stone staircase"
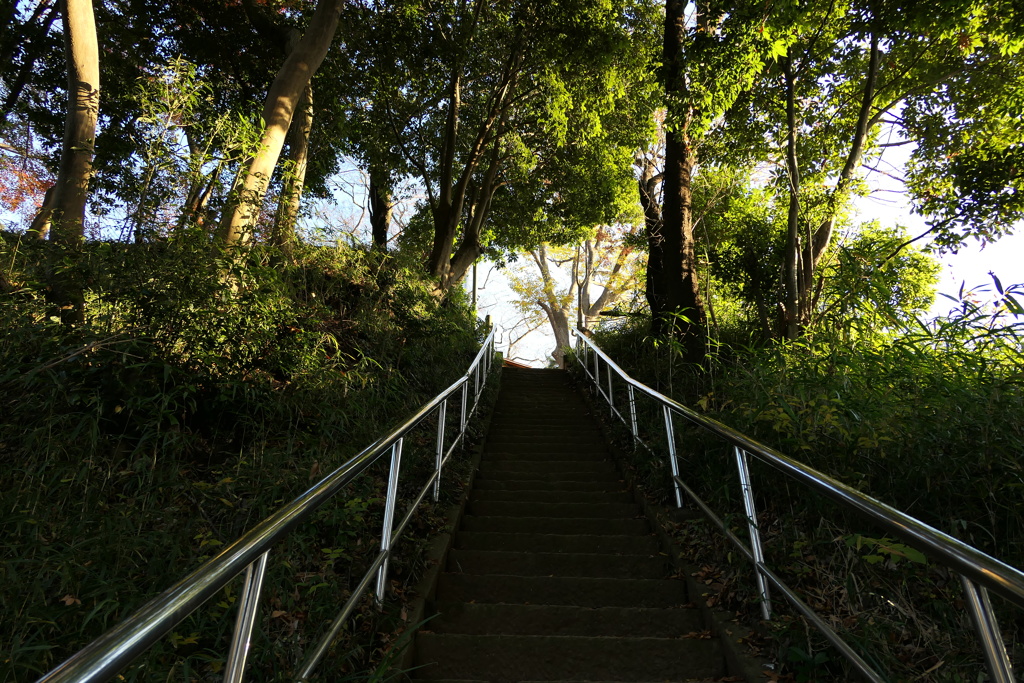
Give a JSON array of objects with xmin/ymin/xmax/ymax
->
[{"xmin": 409, "ymin": 367, "xmax": 734, "ymax": 682}]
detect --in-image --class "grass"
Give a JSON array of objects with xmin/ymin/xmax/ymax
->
[
  {"xmin": 0, "ymin": 233, "xmax": 494, "ymax": 681},
  {"xmin": 578, "ymin": 313, "xmax": 1024, "ymax": 681}
]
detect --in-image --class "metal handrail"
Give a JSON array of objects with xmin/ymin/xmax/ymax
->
[
  {"xmin": 38, "ymin": 328, "xmax": 496, "ymax": 683},
  {"xmin": 571, "ymin": 328, "xmax": 1020, "ymax": 683}
]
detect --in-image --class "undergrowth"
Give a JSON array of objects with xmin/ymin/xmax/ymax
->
[
  {"xmin": 0, "ymin": 232, "xmax": 492, "ymax": 682},
  {"xmin": 581, "ymin": 308, "xmax": 1024, "ymax": 682}
]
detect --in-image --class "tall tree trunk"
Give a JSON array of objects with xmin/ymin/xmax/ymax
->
[
  {"xmin": 426, "ymin": 71, "xmax": 463, "ymax": 278},
  {"xmin": 218, "ymin": 0, "xmax": 342, "ymax": 246},
  {"xmin": 271, "ymin": 82, "xmax": 313, "ymax": 256},
  {"xmin": 660, "ymin": 0, "xmax": 706, "ymax": 360},
  {"xmin": 546, "ymin": 304, "xmax": 572, "ymax": 369},
  {"xmin": 781, "ymin": 35, "xmax": 879, "ymax": 338},
  {"xmin": 425, "ymin": 43, "xmax": 521, "ymax": 287},
  {"xmin": 639, "ymin": 154, "xmax": 667, "ymax": 326},
  {"xmin": 31, "ymin": 0, "xmax": 100, "ymax": 325},
  {"xmin": 582, "ymin": 235, "xmax": 635, "ymax": 326},
  {"xmin": 37, "ymin": 0, "xmax": 99, "ymax": 245},
  {"xmin": 810, "ymin": 32, "xmax": 880, "ymax": 269},
  {"xmin": 369, "ymin": 163, "xmax": 393, "ymax": 250},
  {"xmin": 442, "ymin": 127, "xmax": 503, "ymax": 289},
  {"xmin": 782, "ymin": 55, "xmax": 802, "ymax": 339}
]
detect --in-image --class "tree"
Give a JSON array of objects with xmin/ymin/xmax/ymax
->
[
  {"xmin": 357, "ymin": 0, "xmax": 658, "ymax": 291},
  {"xmin": 508, "ymin": 226, "xmax": 642, "ymax": 367},
  {"xmin": 718, "ymin": 0, "xmax": 1024, "ymax": 338},
  {"xmin": 29, "ymin": 0, "xmax": 100, "ymax": 246},
  {"xmin": 21, "ymin": 0, "xmax": 100, "ymax": 325},
  {"xmin": 218, "ymin": 0, "xmax": 343, "ymax": 246},
  {"xmin": 648, "ymin": 0, "xmax": 770, "ymax": 359}
]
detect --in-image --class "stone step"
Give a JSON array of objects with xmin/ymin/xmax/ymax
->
[
  {"xmin": 479, "ymin": 460, "xmax": 616, "ymax": 475},
  {"xmin": 446, "ymin": 549, "xmax": 665, "ymax": 579},
  {"xmin": 469, "ymin": 489, "xmax": 633, "ymax": 505},
  {"xmin": 427, "ymin": 602, "xmax": 705, "ymax": 638},
  {"xmin": 459, "ymin": 515, "xmax": 649, "ymax": 536},
  {"xmin": 435, "ymin": 573, "xmax": 689, "ymax": 608},
  {"xmin": 413, "ymin": 633, "xmax": 724, "ymax": 681},
  {"xmin": 486, "ymin": 427, "xmax": 598, "ymax": 436},
  {"xmin": 490, "ymin": 414, "xmax": 593, "ymax": 424},
  {"xmin": 474, "ymin": 469, "xmax": 625, "ymax": 484},
  {"xmin": 454, "ymin": 531, "xmax": 659, "ymax": 555},
  {"xmin": 485, "ymin": 428, "xmax": 604, "ymax": 440},
  {"xmin": 485, "ymin": 438, "xmax": 606, "ymax": 448},
  {"xmin": 481, "ymin": 450, "xmax": 609, "ymax": 462},
  {"xmin": 484, "ymin": 446, "xmax": 609, "ymax": 458},
  {"xmin": 409, "ymin": 368, "xmax": 726, "ymax": 683},
  {"xmin": 473, "ymin": 479, "xmax": 626, "ymax": 493},
  {"xmin": 491, "ymin": 406, "xmax": 592, "ymax": 415},
  {"xmin": 417, "ymin": 680, "xmax": 724, "ymax": 683},
  {"xmin": 467, "ymin": 500, "xmax": 639, "ymax": 519},
  {"xmin": 489, "ymin": 416, "xmax": 597, "ymax": 426}
]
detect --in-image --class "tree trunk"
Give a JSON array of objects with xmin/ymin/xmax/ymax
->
[
  {"xmin": 810, "ymin": 32, "xmax": 880, "ymax": 269},
  {"xmin": 638, "ymin": 153, "xmax": 666, "ymax": 325},
  {"xmin": 31, "ymin": 0, "xmax": 100, "ymax": 325},
  {"xmin": 442, "ymin": 128, "xmax": 503, "ymax": 290},
  {"xmin": 271, "ymin": 82, "xmax": 313, "ymax": 256},
  {"xmin": 780, "ymin": 35, "xmax": 879, "ymax": 338},
  {"xmin": 426, "ymin": 72, "xmax": 463, "ymax": 278},
  {"xmin": 782, "ymin": 55, "xmax": 802, "ymax": 339},
  {"xmin": 581, "ymin": 235, "xmax": 635, "ymax": 328},
  {"xmin": 218, "ymin": 0, "xmax": 342, "ymax": 246},
  {"xmin": 547, "ymin": 304, "xmax": 572, "ymax": 369},
  {"xmin": 369, "ymin": 163, "xmax": 393, "ymax": 250},
  {"xmin": 659, "ymin": 0, "xmax": 706, "ymax": 361},
  {"xmin": 425, "ymin": 44, "xmax": 521, "ymax": 288},
  {"xmin": 534, "ymin": 244, "xmax": 572, "ymax": 368},
  {"xmin": 28, "ymin": 186, "xmax": 55, "ymax": 240},
  {"xmin": 39, "ymin": 0, "xmax": 99, "ymax": 246}
]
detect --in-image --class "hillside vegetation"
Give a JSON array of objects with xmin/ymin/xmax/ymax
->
[
  {"xmin": 585, "ymin": 299, "xmax": 1024, "ymax": 681},
  {"xmin": 0, "ymin": 234, "xmax": 489, "ymax": 681}
]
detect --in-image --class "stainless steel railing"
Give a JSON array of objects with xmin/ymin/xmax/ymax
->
[
  {"xmin": 571, "ymin": 328, "xmax": 1021, "ymax": 683},
  {"xmin": 37, "ymin": 328, "xmax": 496, "ymax": 683}
]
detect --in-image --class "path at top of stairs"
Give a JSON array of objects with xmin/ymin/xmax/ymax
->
[{"xmin": 408, "ymin": 368, "xmax": 733, "ymax": 683}]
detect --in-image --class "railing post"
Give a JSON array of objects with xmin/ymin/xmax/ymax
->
[
  {"xmin": 960, "ymin": 575, "xmax": 1015, "ymax": 683},
  {"xmin": 593, "ymin": 346, "xmax": 600, "ymax": 385},
  {"xmin": 376, "ymin": 438, "xmax": 404, "ymax": 605},
  {"xmin": 606, "ymin": 363, "xmax": 614, "ymax": 416},
  {"xmin": 223, "ymin": 550, "xmax": 269, "ymax": 683},
  {"xmin": 627, "ymin": 385, "xmax": 638, "ymax": 441},
  {"xmin": 460, "ymin": 381, "xmax": 468, "ymax": 435},
  {"xmin": 735, "ymin": 447, "xmax": 772, "ymax": 620},
  {"xmin": 663, "ymin": 406, "xmax": 683, "ymax": 508},
  {"xmin": 434, "ymin": 400, "xmax": 448, "ymax": 501}
]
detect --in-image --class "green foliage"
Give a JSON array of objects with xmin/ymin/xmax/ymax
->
[
  {"xmin": 0, "ymin": 233, "xmax": 488, "ymax": 681},
  {"xmin": 585, "ymin": 291, "xmax": 1024, "ymax": 680},
  {"xmin": 692, "ymin": 166, "xmax": 941, "ymax": 343},
  {"xmin": 125, "ymin": 58, "xmax": 264, "ymax": 239},
  {"xmin": 813, "ymin": 222, "xmax": 942, "ymax": 332},
  {"xmin": 903, "ymin": 46, "xmax": 1024, "ymax": 249}
]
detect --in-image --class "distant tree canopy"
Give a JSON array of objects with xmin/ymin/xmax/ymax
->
[{"xmin": 0, "ymin": 0, "xmax": 1021, "ymax": 352}]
